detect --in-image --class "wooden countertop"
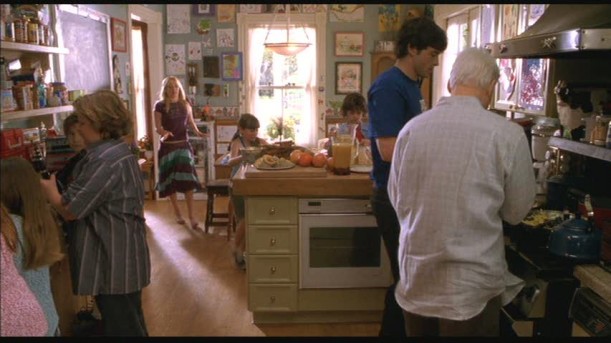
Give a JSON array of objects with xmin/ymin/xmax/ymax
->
[
  {"xmin": 573, "ymin": 264, "xmax": 611, "ymax": 303},
  {"xmin": 231, "ymin": 164, "xmax": 374, "ymax": 197}
]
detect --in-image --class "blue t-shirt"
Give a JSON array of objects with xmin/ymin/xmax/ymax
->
[{"xmin": 367, "ymin": 66, "xmax": 424, "ymax": 189}]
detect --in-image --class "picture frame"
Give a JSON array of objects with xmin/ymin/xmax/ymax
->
[
  {"xmin": 195, "ymin": 4, "xmax": 215, "ymax": 16},
  {"xmin": 217, "ymin": 4, "xmax": 236, "ymax": 23},
  {"xmin": 221, "ymin": 52, "xmax": 243, "ymax": 81},
  {"xmin": 239, "ymin": 5, "xmax": 262, "ymax": 14},
  {"xmin": 203, "ymin": 56, "xmax": 220, "ymax": 78},
  {"xmin": 334, "ymin": 32, "xmax": 364, "ymax": 57},
  {"xmin": 111, "ymin": 18, "xmax": 127, "ymax": 52},
  {"xmin": 335, "ymin": 62, "xmax": 362, "ymax": 94}
]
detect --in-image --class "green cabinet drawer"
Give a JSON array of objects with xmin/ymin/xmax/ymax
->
[
  {"xmin": 248, "ymin": 255, "xmax": 298, "ymax": 283},
  {"xmin": 248, "ymin": 225, "xmax": 298, "ymax": 254},
  {"xmin": 248, "ymin": 284, "xmax": 297, "ymax": 312},
  {"xmin": 246, "ymin": 197, "xmax": 297, "ymax": 225}
]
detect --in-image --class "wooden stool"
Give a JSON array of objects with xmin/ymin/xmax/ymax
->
[{"xmin": 205, "ymin": 179, "xmax": 232, "ymax": 240}]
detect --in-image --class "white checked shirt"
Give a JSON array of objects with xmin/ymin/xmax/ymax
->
[{"xmin": 388, "ymin": 96, "xmax": 536, "ymax": 320}]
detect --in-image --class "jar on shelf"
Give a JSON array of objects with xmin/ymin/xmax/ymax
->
[
  {"xmin": 13, "ymin": 16, "xmax": 27, "ymax": 43},
  {"xmin": 27, "ymin": 18, "xmax": 38, "ymax": 44},
  {"xmin": 531, "ymin": 117, "xmax": 560, "ymax": 161},
  {"xmin": 37, "ymin": 23, "xmax": 46, "ymax": 46},
  {"xmin": 591, "ymin": 115, "xmax": 611, "ymax": 146},
  {"xmin": 51, "ymin": 82, "xmax": 68, "ymax": 105}
]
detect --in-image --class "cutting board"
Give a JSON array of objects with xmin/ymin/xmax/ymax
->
[{"xmin": 244, "ymin": 165, "xmax": 327, "ymax": 178}]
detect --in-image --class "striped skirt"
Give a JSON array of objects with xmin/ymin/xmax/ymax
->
[{"xmin": 156, "ymin": 141, "xmax": 202, "ymax": 198}]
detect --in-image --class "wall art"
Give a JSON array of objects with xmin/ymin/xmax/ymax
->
[
  {"xmin": 329, "ymin": 5, "xmax": 364, "ymax": 22},
  {"xmin": 334, "ymin": 32, "xmax": 364, "ymax": 57},
  {"xmin": 195, "ymin": 4, "xmax": 215, "ymax": 16},
  {"xmin": 111, "ymin": 18, "xmax": 127, "ymax": 52},
  {"xmin": 217, "ymin": 4, "xmax": 236, "ymax": 23},
  {"xmin": 167, "ymin": 4, "xmax": 190, "ymax": 34},
  {"xmin": 221, "ymin": 52, "xmax": 243, "ymax": 81},
  {"xmin": 165, "ymin": 44, "xmax": 186, "ymax": 75},
  {"xmin": 188, "ymin": 41, "xmax": 202, "ymax": 60},
  {"xmin": 335, "ymin": 62, "xmax": 362, "ymax": 94},
  {"xmin": 216, "ymin": 28, "xmax": 235, "ymax": 48},
  {"xmin": 203, "ymin": 56, "xmax": 220, "ymax": 78}
]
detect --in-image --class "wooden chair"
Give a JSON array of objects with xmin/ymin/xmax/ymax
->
[{"xmin": 204, "ymin": 179, "xmax": 235, "ymax": 240}]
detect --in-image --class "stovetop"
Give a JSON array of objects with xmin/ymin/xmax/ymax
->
[{"xmin": 506, "ymin": 244, "xmax": 579, "ymax": 279}]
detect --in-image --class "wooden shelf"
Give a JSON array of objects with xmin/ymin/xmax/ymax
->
[
  {"xmin": 548, "ymin": 137, "xmax": 611, "ymax": 162},
  {"xmin": 1, "ymin": 41, "xmax": 70, "ymax": 55},
  {"xmin": 1, "ymin": 105, "xmax": 74, "ymax": 123}
]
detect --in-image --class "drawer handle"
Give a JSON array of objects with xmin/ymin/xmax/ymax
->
[
  {"xmin": 270, "ymin": 296, "xmax": 276, "ymax": 304},
  {"xmin": 268, "ymin": 207, "xmax": 276, "ymax": 215},
  {"xmin": 270, "ymin": 266, "xmax": 277, "ymax": 274},
  {"xmin": 270, "ymin": 237, "xmax": 277, "ymax": 246}
]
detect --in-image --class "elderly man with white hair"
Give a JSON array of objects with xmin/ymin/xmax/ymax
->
[{"xmin": 388, "ymin": 47, "xmax": 536, "ymax": 336}]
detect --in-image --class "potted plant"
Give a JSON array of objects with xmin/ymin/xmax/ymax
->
[{"xmin": 138, "ymin": 135, "xmax": 153, "ymax": 160}]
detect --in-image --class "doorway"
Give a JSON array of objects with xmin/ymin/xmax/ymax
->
[
  {"xmin": 131, "ymin": 19, "xmax": 152, "ymax": 143},
  {"xmin": 128, "ymin": 4, "xmax": 163, "ymax": 200}
]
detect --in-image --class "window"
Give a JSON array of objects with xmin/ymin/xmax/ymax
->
[{"xmin": 237, "ymin": 12, "xmax": 326, "ymax": 147}]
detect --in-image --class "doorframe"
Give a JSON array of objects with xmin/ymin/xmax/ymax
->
[{"xmin": 127, "ymin": 5, "xmax": 163, "ymax": 199}]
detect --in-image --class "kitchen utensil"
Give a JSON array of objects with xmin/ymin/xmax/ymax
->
[{"xmin": 548, "ymin": 196, "xmax": 602, "ymax": 261}]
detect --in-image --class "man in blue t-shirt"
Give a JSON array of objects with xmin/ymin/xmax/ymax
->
[{"xmin": 367, "ymin": 16, "xmax": 447, "ymax": 337}]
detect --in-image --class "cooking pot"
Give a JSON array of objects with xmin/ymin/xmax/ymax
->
[{"xmin": 547, "ymin": 216, "xmax": 602, "ymax": 261}]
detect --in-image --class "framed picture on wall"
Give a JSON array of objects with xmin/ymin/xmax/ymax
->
[
  {"xmin": 334, "ymin": 32, "xmax": 364, "ymax": 57},
  {"xmin": 195, "ymin": 4, "xmax": 215, "ymax": 16},
  {"xmin": 335, "ymin": 62, "xmax": 362, "ymax": 94},
  {"xmin": 111, "ymin": 18, "xmax": 127, "ymax": 52},
  {"xmin": 221, "ymin": 52, "xmax": 242, "ymax": 81}
]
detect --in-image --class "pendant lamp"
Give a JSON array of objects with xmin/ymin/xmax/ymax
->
[{"xmin": 264, "ymin": 5, "xmax": 311, "ymax": 56}]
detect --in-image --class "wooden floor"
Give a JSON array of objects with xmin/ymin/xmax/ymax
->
[{"xmin": 141, "ymin": 198, "xmax": 381, "ymax": 337}]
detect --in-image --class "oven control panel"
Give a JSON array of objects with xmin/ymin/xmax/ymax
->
[{"xmin": 570, "ymin": 287, "xmax": 611, "ymax": 337}]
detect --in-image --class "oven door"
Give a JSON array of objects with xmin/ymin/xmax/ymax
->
[{"xmin": 299, "ymin": 213, "xmax": 393, "ymax": 289}]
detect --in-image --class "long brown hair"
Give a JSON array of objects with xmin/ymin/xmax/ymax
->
[{"xmin": 0, "ymin": 157, "xmax": 63, "ymax": 269}]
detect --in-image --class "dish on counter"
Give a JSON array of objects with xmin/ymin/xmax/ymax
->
[
  {"xmin": 521, "ymin": 210, "xmax": 564, "ymax": 228},
  {"xmin": 253, "ymin": 155, "xmax": 295, "ymax": 170},
  {"xmin": 350, "ymin": 164, "xmax": 373, "ymax": 173}
]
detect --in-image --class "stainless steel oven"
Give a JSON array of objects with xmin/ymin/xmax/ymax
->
[{"xmin": 298, "ymin": 198, "xmax": 393, "ymax": 289}]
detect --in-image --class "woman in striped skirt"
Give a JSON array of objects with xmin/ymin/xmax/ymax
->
[{"xmin": 154, "ymin": 76, "xmax": 207, "ymax": 230}]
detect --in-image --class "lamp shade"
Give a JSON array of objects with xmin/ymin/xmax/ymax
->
[{"xmin": 264, "ymin": 42, "xmax": 310, "ymax": 56}]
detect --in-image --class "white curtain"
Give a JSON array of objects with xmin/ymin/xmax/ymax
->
[
  {"xmin": 247, "ymin": 27, "xmax": 266, "ymax": 119},
  {"xmin": 294, "ymin": 27, "xmax": 316, "ymax": 147}
]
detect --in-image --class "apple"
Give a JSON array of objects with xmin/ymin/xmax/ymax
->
[{"xmin": 312, "ymin": 152, "xmax": 327, "ymax": 168}]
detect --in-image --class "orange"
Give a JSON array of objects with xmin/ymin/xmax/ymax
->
[
  {"xmin": 312, "ymin": 152, "xmax": 327, "ymax": 168},
  {"xmin": 289, "ymin": 149, "xmax": 302, "ymax": 164},
  {"xmin": 298, "ymin": 152, "xmax": 313, "ymax": 167}
]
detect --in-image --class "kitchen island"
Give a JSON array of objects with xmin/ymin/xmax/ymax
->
[{"xmin": 231, "ymin": 165, "xmax": 389, "ymax": 324}]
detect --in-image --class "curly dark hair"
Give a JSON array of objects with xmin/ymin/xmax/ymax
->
[
  {"xmin": 340, "ymin": 92, "xmax": 367, "ymax": 116},
  {"xmin": 395, "ymin": 17, "xmax": 448, "ymax": 59}
]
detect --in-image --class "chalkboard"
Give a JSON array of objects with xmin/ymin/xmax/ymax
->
[{"xmin": 59, "ymin": 9, "xmax": 111, "ymax": 93}]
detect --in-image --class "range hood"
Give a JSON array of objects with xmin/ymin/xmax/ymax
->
[{"xmin": 488, "ymin": 4, "xmax": 611, "ymax": 58}]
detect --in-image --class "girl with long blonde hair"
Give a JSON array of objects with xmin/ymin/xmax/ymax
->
[
  {"xmin": 1, "ymin": 157, "xmax": 63, "ymax": 336},
  {"xmin": 154, "ymin": 76, "xmax": 207, "ymax": 230}
]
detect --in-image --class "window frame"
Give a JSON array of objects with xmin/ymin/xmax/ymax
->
[{"xmin": 237, "ymin": 11, "xmax": 326, "ymax": 146}]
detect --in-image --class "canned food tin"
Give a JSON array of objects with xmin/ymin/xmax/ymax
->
[{"xmin": 27, "ymin": 21, "xmax": 38, "ymax": 44}]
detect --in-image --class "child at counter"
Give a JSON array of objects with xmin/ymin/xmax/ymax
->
[{"xmin": 225, "ymin": 113, "xmax": 269, "ymax": 269}]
